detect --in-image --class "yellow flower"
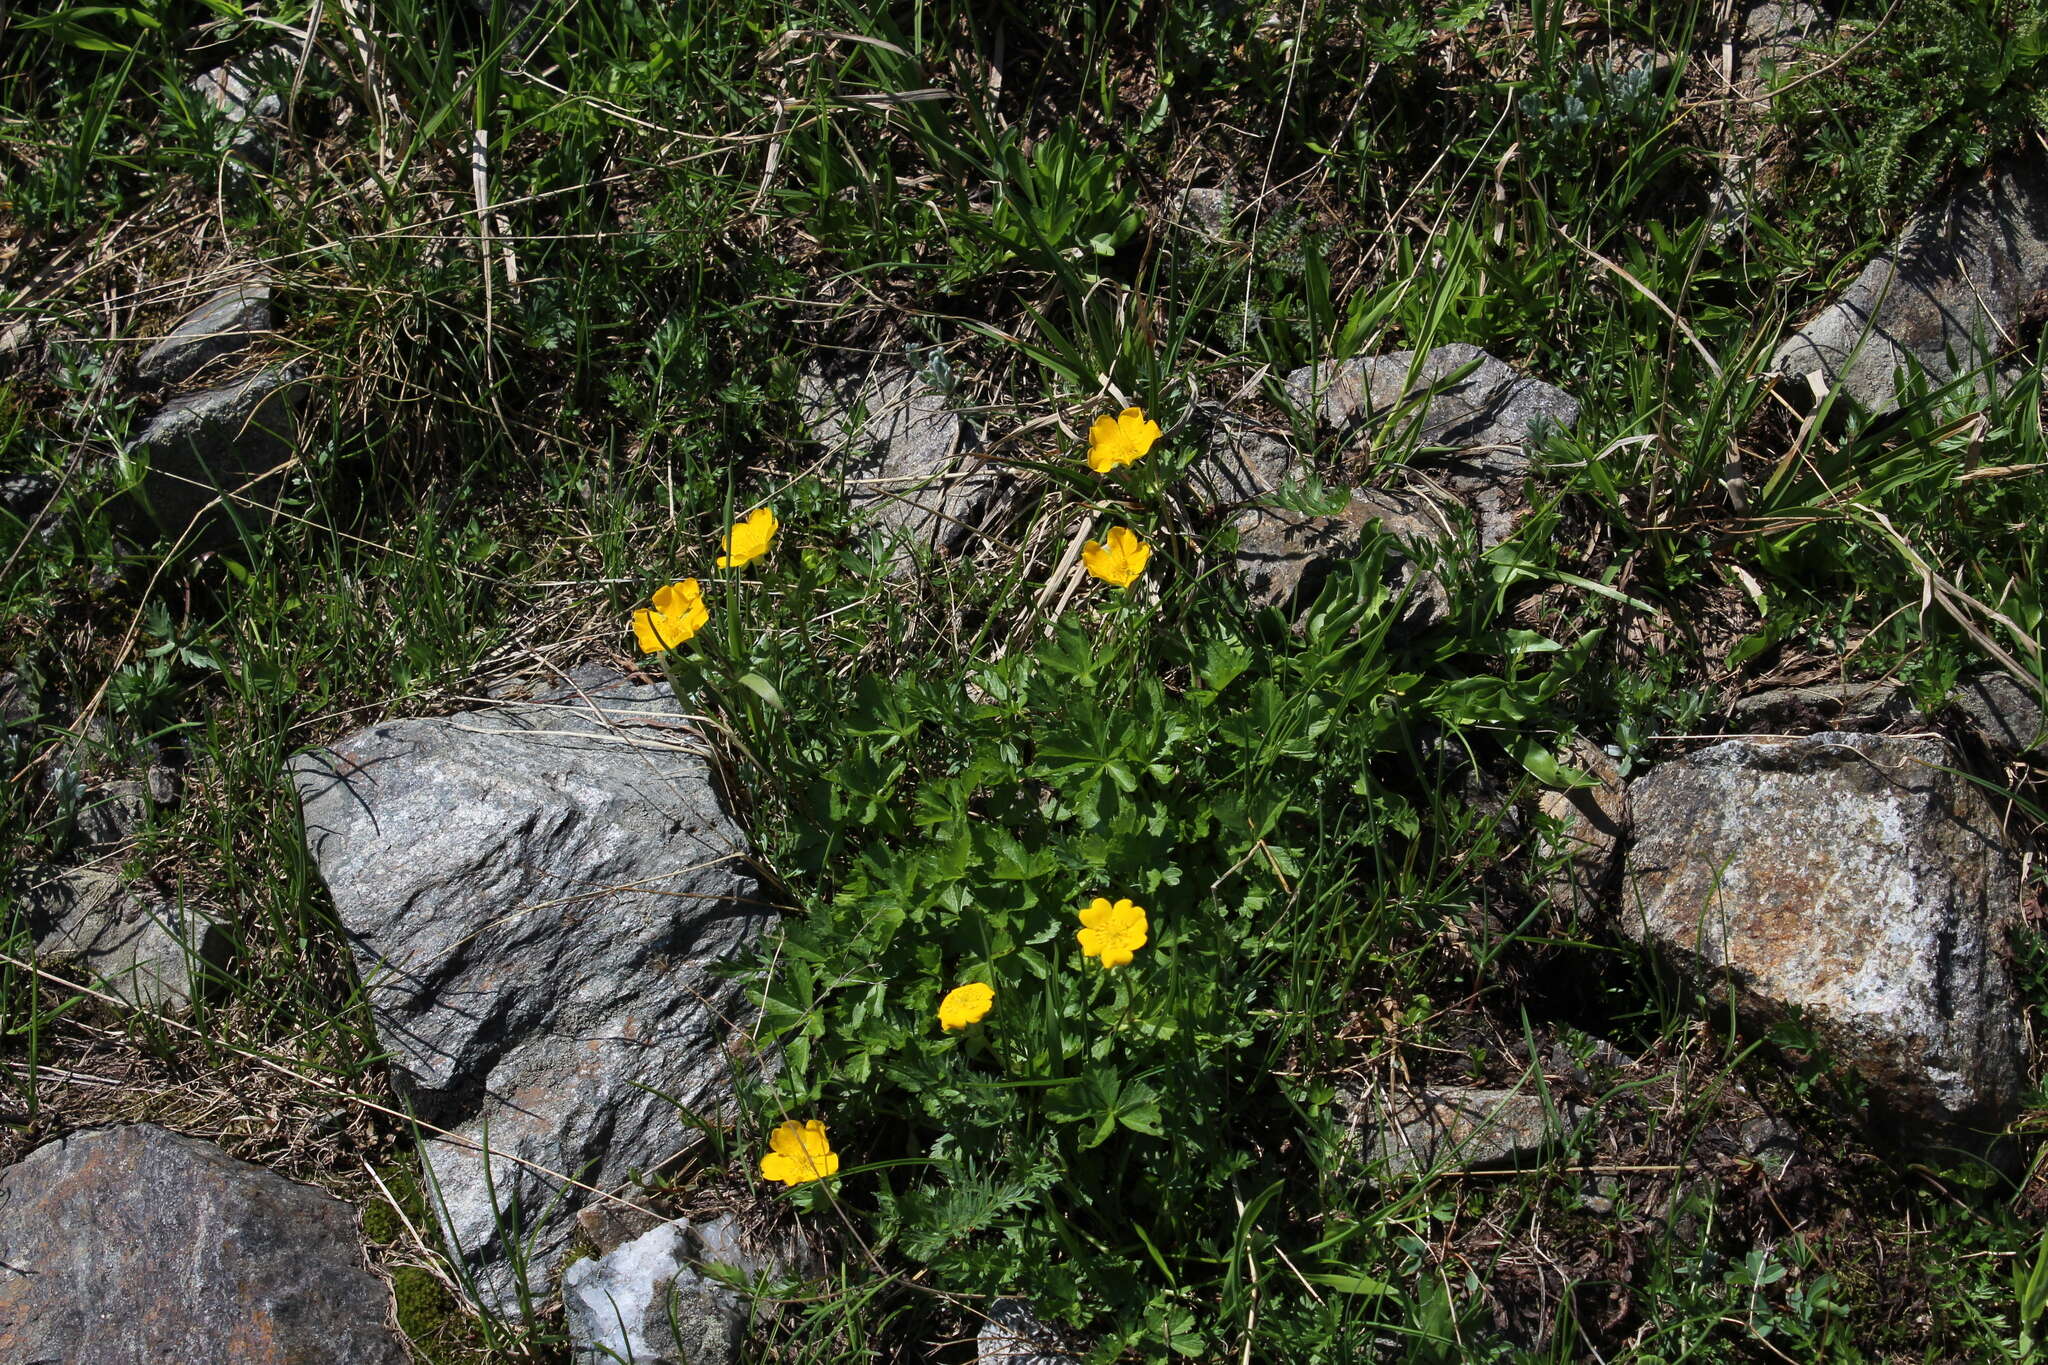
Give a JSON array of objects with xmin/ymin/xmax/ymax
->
[
  {"xmin": 1082, "ymin": 526, "xmax": 1151, "ymax": 589},
  {"xmin": 631, "ymin": 579, "xmax": 709, "ymax": 653},
  {"xmin": 716, "ymin": 506, "xmax": 778, "ymax": 569},
  {"xmin": 1077, "ymin": 896, "xmax": 1148, "ymax": 969},
  {"xmin": 1086, "ymin": 406, "xmax": 1162, "ymax": 473},
  {"xmin": 759, "ymin": 1119, "xmax": 840, "ymax": 1186},
  {"xmin": 938, "ymin": 981, "xmax": 995, "ymax": 1031}
]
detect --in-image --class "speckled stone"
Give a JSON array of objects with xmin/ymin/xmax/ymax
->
[
  {"xmin": 1624, "ymin": 732, "xmax": 2024, "ymax": 1127},
  {"xmin": 0, "ymin": 1125, "xmax": 403, "ymax": 1363}
]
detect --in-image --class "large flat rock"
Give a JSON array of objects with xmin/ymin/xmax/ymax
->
[
  {"xmin": 291, "ymin": 675, "xmax": 775, "ymax": 1308},
  {"xmin": 1624, "ymin": 733, "xmax": 2024, "ymax": 1127},
  {"xmin": 0, "ymin": 1124, "xmax": 404, "ymax": 1363},
  {"xmin": 1771, "ymin": 164, "xmax": 2048, "ymax": 413}
]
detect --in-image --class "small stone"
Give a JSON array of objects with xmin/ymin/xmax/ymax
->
[
  {"xmin": 0, "ymin": 318, "xmax": 35, "ymax": 374},
  {"xmin": 0, "ymin": 1125, "xmax": 406, "ymax": 1363},
  {"xmin": 1624, "ymin": 732, "xmax": 2024, "ymax": 1128},
  {"xmin": 1578, "ymin": 1174, "xmax": 1621, "ymax": 1216},
  {"xmin": 1738, "ymin": 1115, "xmax": 1800, "ymax": 1180},
  {"xmin": 978, "ymin": 1298, "xmax": 1082, "ymax": 1364},
  {"xmin": 0, "ymin": 473, "xmax": 54, "ymax": 520},
  {"xmin": 128, "ymin": 362, "xmax": 303, "ymax": 528},
  {"xmin": 1350, "ymin": 1086, "xmax": 1586, "ymax": 1178},
  {"xmin": 1714, "ymin": 3, "xmax": 1833, "ymax": 238},
  {"xmin": 1232, "ymin": 487, "xmax": 1451, "ymax": 628},
  {"xmin": 0, "ymin": 672, "xmax": 34, "ymax": 730},
  {"xmin": 563, "ymin": 1221, "xmax": 743, "ymax": 1365},
  {"xmin": 24, "ymin": 866, "xmax": 225, "ymax": 1015},
  {"xmin": 42, "ymin": 721, "xmax": 156, "ymax": 850},
  {"xmin": 1170, "ymin": 187, "xmax": 1235, "ymax": 241},
  {"xmin": 135, "ymin": 280, "xmax": 273, "ymax": 389},
  {"xmin": 1948, "ymin": 671, "xmax": 2046, "ymax": 761},
  {"xmin": 1770, "ymin": 163, "xmax": 2048, "ymax": 414},
  {"xmin": 1284, "ymin": 344, "xmax": 1579, "ymax": 547},
  {"xmin": 189, "ymin": 46, "xmax": 299, "ymax": 165},
  {"xmin": 1535, "ymin": 738, "xmax": 1627, "ymax": 916},
  {"xmin": 1730, "ymin": 681, "xmax": 1918, "ymax": 733},
  {"xmin": 1736, "ymin": 0, "xmax": 1829, "ymax": 96},
  {"xmin": 797, "ymin": 362, "xmax": 1001, "ymax": 563},
  {"xmin": 73, "ymin": 777, "xmax": 151, "ymax": 848},
  {"xmin": 687, "ymin": 1214, "xmax": 813, "ymax": 1281}
]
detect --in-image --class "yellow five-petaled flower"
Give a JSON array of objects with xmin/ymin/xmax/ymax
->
[
  {"xmin": 760, "ymin": 1119, "xmax": 840, "ymax": 1187},
  {"xmin": 632, "ymin": 579, "xmax": 709, "ymax": 653},
  {"xmin": 937, "ymin": 981, "xmax": 995, "ymax": 1031},
  {"xmin": 717, "ymin": 507, "xmax": 778, "ymax": 569},
  {"xmin": 1077, "ymin": 896, "xmax": 1148, "ymax": 969},
  {"xmin": 1082, "ymin": 526, "xmax": 1151, "ymax": 589},
  {"xmin": 1087, "ymin": 406, "xmax": 1161, "ymax": 473}
]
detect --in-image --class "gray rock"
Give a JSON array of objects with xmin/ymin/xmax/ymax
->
[
  {"xmin": 1736, "ymin": 0, "xmax": 1829, "ymax": 96},
  {"xmin": 1578, "ymin": 1173, "xmax": 1622, "ymax": 1215},
  {"xmin": 978, "ymin": 1298, "xmax": 1082, "ymax": 1364},
  {"xmin": 1535, "ymin": 738, "xmax": 1627, "ymax": 916},
  {"xmin": 1284, "ymin": 344, "xmax": 1580, "ymax": 546},
  {"xmin": 1548, "ymin": 1034, "xmax": 1636, "ymax": 1090},
  {"xmin": 0, "ymin": 1124, "xmax": 405, "ymax": 1363},
  {"xmin": 1730, "ymin": 681, "xmax": 1919, "ymax": 733},
  {"xmin": 42, "ymin": 720, "xmax": 157, "ymax": 850},
  {"xmin": 0, "ymin": 320, "xmax": 88, "ymax": 382},
  {"xmin": 1348, "ymin": 1086, "xmax": 1586, "ymax": 1178},
  {"xmin": 1949, "ymin": 671, "xmax": 2047, "ymax": 760},
  {"xmin": 1738, "ymin": 1114, "xmax": 1800, "ymax": 1180},
  {"xmin": 1714, "ymin": 3, "xmax": 1832, "ymax": 240},
  {"xmin": 291, "ymin": 674, "xmax": 775, "ymax": 1309},
  {"xmin": 0, "ymin": 673, "xmax": 33, "ymax": 730},
  {"xmin": 1233, "ymin": 487, "xmax": 1451, "ymax": 627},
  {"xmin": 26, "ymin": 866, "xmax": 225, "ymax": 1015},
  {"xmin": 1191, "ymin": 410, "xmax": 1295, "ymax": 508},
  {"xmin": 797, "ymin": 363, "xmax": 1000, "ymax": 562},
  {"xmin": 136, "ymin": 280, "xmax": 273, "ymax": 389},
  {"xmin": 0, "ymin": 473, "xmax": 54, "ymax": 520},
  {"xmin": 190, "ymin": 46, "xmax": 297, "ymax": 164},
  {"xmin": 686, "ymin": 1213, "xmax": 812, "ymax": 1282},
  {"xmin": 564, "ymin": 1221, "xmax": 743, "ymax": 1365},
  {"xmin": 0, "ymin": 318, "xmax": 34, "ymax": 375},
  {"xmin": 1170, "ymin": 187, "xmax": 1236, "ymax": 242},
  {"xmin": 73, "ymin": 777, "xmax": 151, "ymax": 848},
  {"xmin": 1770, "ymin": 164, "xmax": 2048, "ymax": 414},
  {"xmin": 1623, "ymin": 732, "xmax": 2024, "ymax": 1127},
  {"xmin": 129, "ymin": 363, "xmax": 302, "ymax": 528}
]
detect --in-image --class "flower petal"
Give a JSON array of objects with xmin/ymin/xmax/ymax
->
[{"xmin": 632, "ymin": 609, "xmax": 664, "ymax": 654}]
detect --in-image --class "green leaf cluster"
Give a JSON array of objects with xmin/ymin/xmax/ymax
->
[{"xmin": 722, "ymin": 526, "xmax": 1597, "ymax": 1347}]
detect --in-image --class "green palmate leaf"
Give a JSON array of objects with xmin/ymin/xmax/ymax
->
[{"xmin": 1196, "ymin": 634, "xmax": 1245, "ymax": 687}]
